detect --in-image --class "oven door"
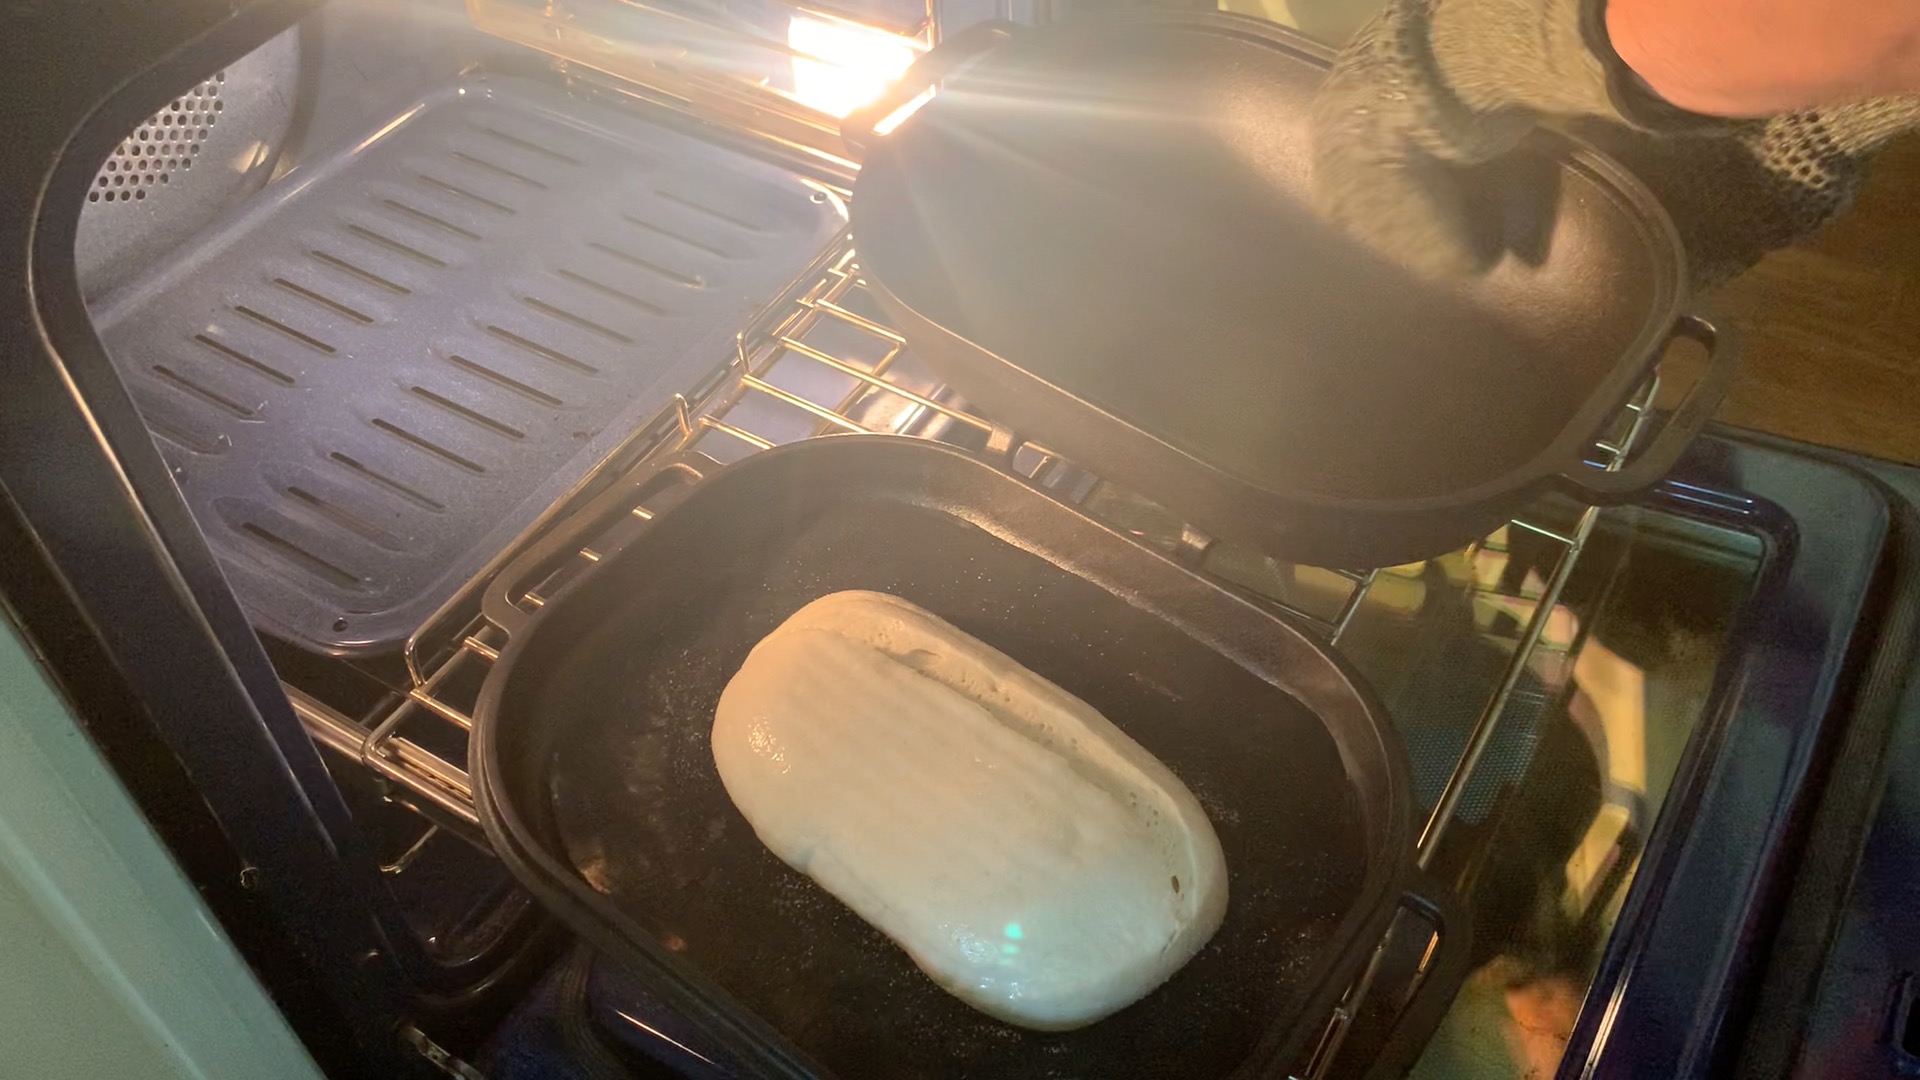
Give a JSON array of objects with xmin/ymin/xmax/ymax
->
[
  {"xmin": 1319, "ymin": 425, "xmax": 1920, "ymax": 1080},
  {"xmin": 1539, "ymin": 431, "xmax": 1920, "ymax": 1080}
]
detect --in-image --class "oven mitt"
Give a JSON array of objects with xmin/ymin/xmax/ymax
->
[
  {"xmin": 1567, "ymin": 102, "xmax": 1920, "ymax": 288},
  {"xmin": 1309, "ymin": 0, "xmax": 1920, "ymax": 288}
]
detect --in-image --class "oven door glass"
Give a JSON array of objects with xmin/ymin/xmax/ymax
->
[{"xmin": 1084, "ymin": 475, "xmax": 1767, "ymax": 1078}]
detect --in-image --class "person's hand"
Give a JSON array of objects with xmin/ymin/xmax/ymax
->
[{"xmin": 1309, "ymin": 0, "xmax": 1920, "ymax": 289}]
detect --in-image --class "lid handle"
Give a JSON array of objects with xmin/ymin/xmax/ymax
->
[
  {"xmin": 1554, "ymin": 313, "xmax": 1739, "ymax": 504},
  {"xmin": 483, "ymin": 451, "xmax": 712, "ymax": 638}
]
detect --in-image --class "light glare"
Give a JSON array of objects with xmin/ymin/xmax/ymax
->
[{"xmin": 787, "ymin": 15, "xmax": 921, "ymax": 117}]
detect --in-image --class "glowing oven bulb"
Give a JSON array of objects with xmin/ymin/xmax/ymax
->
[{"xmin": 787, "ymin": 15, "xmax": 922, "ymax": 117}]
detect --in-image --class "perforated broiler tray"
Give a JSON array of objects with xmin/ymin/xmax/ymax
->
[{"xmin": 92, "ymin": 76, "xmax": 846, "ymax": 654}]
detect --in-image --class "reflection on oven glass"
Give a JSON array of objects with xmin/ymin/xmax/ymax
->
[
  {"xmin": 1372, "ymin": 511, "xmax": 1759, "ymax": 1079},
  {"xmin": 1078, "ymin": 484, "xmax": 1761, "ymax": 1078}
]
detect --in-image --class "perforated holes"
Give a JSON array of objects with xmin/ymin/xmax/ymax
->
[{"xmin": 87, "ymin": 71, "xmax": 224, "ymax": 204}]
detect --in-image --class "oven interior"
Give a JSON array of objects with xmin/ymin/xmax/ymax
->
[{"xmin": 70, "ymin": 1, "xmax": 1768, "ymax": 1076}]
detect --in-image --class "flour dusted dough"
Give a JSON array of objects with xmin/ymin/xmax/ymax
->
[{"xmin": 711, "ymin": 590, "xmax": 1228, "ymax": 1030}]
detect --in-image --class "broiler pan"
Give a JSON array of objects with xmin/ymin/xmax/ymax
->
[
  {"xmin": 846, "ymin": 13, "xmax": 1739, "ymax": 570},
  {"xmin": 470, "ymin": 434, "xmax": 1464, "ymax": 1079}
]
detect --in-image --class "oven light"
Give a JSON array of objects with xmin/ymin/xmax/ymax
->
[{"xmin": 787, "ymin": 15, "xmax": 923, "ymax": 117}]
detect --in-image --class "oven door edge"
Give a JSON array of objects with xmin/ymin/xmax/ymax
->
[
  {"xmin": 1739, "ymin": 437, "xmax": 1920, "ymax": 1080},
  {"xmin": 1560, "ymin": 427, "xmax": 1916, "ymax": 1079},
  {"xmin": 1, "ymin": 1, "xmax": 439, "ymax": 1075}
]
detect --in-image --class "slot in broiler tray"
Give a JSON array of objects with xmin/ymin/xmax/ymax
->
[
  {"xmin": 92, "ymin": 76, "xmax": 845, "ymax": 654},
  {"xmin": 470, "ymin": 434, "xmax": 1448, "ymax": 1080}
]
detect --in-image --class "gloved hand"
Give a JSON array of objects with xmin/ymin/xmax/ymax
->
[
  {"xmin": 1569, "ymin": 102, "xmax": 1920, "ymax": 287},
  {"xmin": 1309, "ymin": 0, "xmax": 1920, "ymax": 288}
]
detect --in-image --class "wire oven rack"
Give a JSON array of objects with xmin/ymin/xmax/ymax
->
[{"xmin": 289, "ymin": 239, "xmax": 1657, "ymax": 1075}]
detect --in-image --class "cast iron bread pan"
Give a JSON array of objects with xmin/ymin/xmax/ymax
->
[
  {"xmin": 846, "ymin": 12, "xmax": 1738, "ymax": 570},
  {"xmin": 470, "ymin": 434, "xmax": 1466, "ymax": 1079}
]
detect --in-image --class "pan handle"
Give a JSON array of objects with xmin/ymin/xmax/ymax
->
[
  {"xmin": 1553, "ymin": 313, "xmax": 1738, "ymax": 504},
  {"xmin": 840, "ymin": 21, "xmax": 1020, "ymax": 156},
  {"xmin": 1297, "ymin": 873, "xmax": 1472, "ymax": 1079},
  {"xmin": 482, "ymin": 451, "xmax": 713, "ymax": 639},
  {"xmin": 1358, "ymin": 878, "xmax": 1475, "ymax": 1079}
]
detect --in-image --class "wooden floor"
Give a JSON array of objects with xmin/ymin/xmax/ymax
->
[{"xmin": 1683, "ymin": 138, "xmax": 1920, "ymax": 464}]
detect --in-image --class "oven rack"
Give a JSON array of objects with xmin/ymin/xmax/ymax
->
[
  {"xmin": 286, "ymin": 240, "xmax": 1656, "ymax": 1074},
  {"xmin": 294, "ymin": 239, "xmax": 1656, "ymax": 843}
]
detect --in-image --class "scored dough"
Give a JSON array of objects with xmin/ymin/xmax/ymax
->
[{"xmin": 711, "ymin": 590, "xmax": 1228, "ymax": 1030}]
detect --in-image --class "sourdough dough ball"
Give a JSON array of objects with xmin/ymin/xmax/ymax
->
[{"xmin": 712, "ymin": 590, "xmax": 1227, "ymax": 1030}]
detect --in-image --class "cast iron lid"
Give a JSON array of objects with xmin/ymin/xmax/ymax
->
[{"xmin": 849, "ymin": 13, "xmax": 1690, "ymax": 512}]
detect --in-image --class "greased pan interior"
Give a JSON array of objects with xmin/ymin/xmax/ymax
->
[{"xmin": 472, "ymin": 435, "xmax": 1416, "ymax": 1079}]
